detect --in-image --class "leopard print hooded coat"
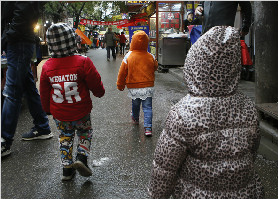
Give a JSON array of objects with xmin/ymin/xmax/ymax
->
[{"xmin": 148, "ymin": 26, "xmax": 264, "ymax": 199}]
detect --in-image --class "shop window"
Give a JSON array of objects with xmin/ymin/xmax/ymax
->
[
  {"xmin": 158, "ymin": 2, "xmax": 181, "ymax": 12},
  {"xmin": 158, "ymin": 12, "xmax": 181, "ymax": 35},
  {"xmin": 149, "ymin": 16, "xmax": 156, "ymax": 38}
]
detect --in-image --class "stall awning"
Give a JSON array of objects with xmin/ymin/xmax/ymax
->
[{"xmin": 75, "ymin": 29, "xmax": 92, "ymax": 45}]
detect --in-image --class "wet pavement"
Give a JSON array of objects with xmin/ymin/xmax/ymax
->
[{"xmin": 1, "ymin": 48, "xmax": 278, "ymax": 199}]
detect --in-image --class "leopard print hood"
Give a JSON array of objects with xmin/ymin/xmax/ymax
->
[
  {"xmin": 184, "ymin": 26, "xmax": 241, "ymax": 97},
  {"xmin": 149, "ymin": 26, "xmax": 264, "ymax": 199}
]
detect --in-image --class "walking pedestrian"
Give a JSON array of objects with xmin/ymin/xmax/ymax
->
[
  {"xmin": 148, "ymin": 26, "xmax": 264, "ymax": 199},
  {"xmin": 115, "ymin": 32, "xmax": 120, "ymax": 54},
  {"xmin": 1, "ymin": 1, "xmax": 53, "ymax": 158},
  {"xmin": 195, "ymin": 1, "xmax": 252, "ymax": 36},
  {"xmin": 76, "ymin": 34, "xmax": 82, "ymax": 53},
  {"xmin": 117, "ymin": 31, "xmax": 158, "ymax": 136},
  {"xmin": 41, "ymin": 23, "xmax": 105, "ymax": 180},
  {"xmin": 119, "ymin": 32, "xmax": 127, "ymax": 55},
  {"xmin": 104, "ymin": 28, "xmax": 117, "ymax": 61}
]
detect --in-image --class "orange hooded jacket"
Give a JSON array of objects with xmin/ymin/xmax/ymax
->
[{"xmin": 117, "ymin": 31, "xmax": 158, "ymax": 90}]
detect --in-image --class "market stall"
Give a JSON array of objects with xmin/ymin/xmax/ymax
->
[{"xmin": 158, "ymin": 33, "xmax": 189, "ymax": 66}]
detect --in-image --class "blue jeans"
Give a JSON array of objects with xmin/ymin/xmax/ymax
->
[
  {"xmin": 1, "ymin": 42, "xmax": 50, "ymax": 146},
  {"xmin": 106, "ymin": 46, "xmax": 116, "ymax": 59},
  {"xmin": 132, "ymin": 97, "xmax": 153, "ymax": 128}
]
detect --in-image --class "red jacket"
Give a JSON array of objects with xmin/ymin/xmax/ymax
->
[
  {"xmin": 40, "ymin": 55, "xmax": 105, "ymax": 121},
  {"xmin": 119, "ymin": 34, "xmax": 127, "ymax": 44}
]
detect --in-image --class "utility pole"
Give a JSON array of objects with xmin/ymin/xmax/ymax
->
[
  {"xmin": 254, "ymin": 2, "xmax": 278, "ymax": 161},
  {"xmin": 254, "ymin": 2, "xmax": 278, "ymax": 104}
]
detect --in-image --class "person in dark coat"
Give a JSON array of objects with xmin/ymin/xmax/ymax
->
[
  {"xmin": 195, "ymin": 1, "xmax": 252, "ymax": 36},
  {"xmin": 1, "ymin": 1, "xmax": 53, "ymax": 158},
  {"xmin": 104, "ymin": 27, "xmax": 118, "ymax": 61}
]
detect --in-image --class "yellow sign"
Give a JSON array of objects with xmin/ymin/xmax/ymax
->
[
  {"xmin": 78, "ymin": 25, "xmax": 85, "ymax": 32},
  {"xmin": 113, "ymin": 14, "xmax": 122, "ymax": 21},
  {"xmin": 127, "ymin": 1, "xmax": 147, "ymax": 5},
  {"xmin": 150, "ymin": 46, "xmax": 156, "ymax": 56},
  {"xmin": 186, "ymin": 4, "xmax": 192, "ymax": 9}
]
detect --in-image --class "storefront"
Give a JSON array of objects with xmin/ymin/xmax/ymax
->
[
  {"xmin": 139, "ymin": 1, "xmax": 187, "ymax": 62},
  {"xmin": 128, "ymin": 1, "xmax": 201, "ymax": 65}
]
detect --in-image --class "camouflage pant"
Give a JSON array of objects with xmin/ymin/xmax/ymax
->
[{"xmin": 54, "ymin": 114, "xmax": 92, "ymax": 167}]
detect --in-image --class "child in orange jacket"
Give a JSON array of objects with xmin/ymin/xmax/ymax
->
[{"xmin": 117, "ymin": 31, "xmax": 158, "ymax": 136}]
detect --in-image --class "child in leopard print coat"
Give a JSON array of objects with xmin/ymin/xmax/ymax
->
[{"xmin": 148, "ymin": 26, "xmax": 264, "ymax": 199}]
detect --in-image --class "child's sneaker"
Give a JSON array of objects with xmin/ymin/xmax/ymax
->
[
  {"xmin": 144, "ymin": 127, "xmax": 152, "ymax": 137},
  {"xmin": 62, "ymin": 167, "xmax": 76, "ymax": 181},
  {"xmin": 130, "ymin": 111, "xmax": 139, "ymax": 125},
  {"xmin": 72, "ymin": 154, "xmax": 92, "ymax": 177}
]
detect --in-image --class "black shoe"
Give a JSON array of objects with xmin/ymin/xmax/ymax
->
[
  {"xmin": 62, "ymin": 168, "xmax": 76, "ymax": 181},
  {"xmin": 1, "ymin": 138, "xmax": 11, "ymax": 157},
  {"xmin": 72, "ymin": 154, "xmax": 92, "ymax": 177},
  {"xmin": 22, "ymin": 127, "xmax": 53, "ymax": 141},
  {"xmin": 107, "ymin": 58, "xmax": 110, "ymax": 61}
]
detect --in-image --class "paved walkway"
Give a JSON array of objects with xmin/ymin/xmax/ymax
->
[{"xmin": 1, "ymin": 49, "xmax": 277, "ymax": 199}]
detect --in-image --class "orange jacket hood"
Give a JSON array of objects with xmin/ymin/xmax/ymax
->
[{"xmin": 130, "ymin": 31, "xmax": 149, "ymax": 51}]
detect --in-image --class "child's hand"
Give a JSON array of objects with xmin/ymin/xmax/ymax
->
[{"xmin": 117, "ymin": 85, "xmax": 125, "ymax": 91}]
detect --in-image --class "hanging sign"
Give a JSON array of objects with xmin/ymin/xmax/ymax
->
[
  {"xmin": 128, "ymin": 26, "xmax": 150, "ymax": 52},
  {"xmin": 126, "ymin": 1, "xmax": 147, "ymax": 5},
  {"xmin": 128, "ymin": 26, "xmax": 149, "ymax": 42},
  {"xmin": 80, "ymin": 19, "xmax": 129, "ymax": 26}
]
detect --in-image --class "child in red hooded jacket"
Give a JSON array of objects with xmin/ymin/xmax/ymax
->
[
  {"xmin": 117, "ymin": 31, "xmax": 158, "ymax": 136},
  {"xmin": 41, "ymin": 23, "xmax": 105, "ymax": 181}
]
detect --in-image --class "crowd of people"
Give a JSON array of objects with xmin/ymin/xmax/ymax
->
[
  {"xmin": 103, "ymin": 28, "xmax": 128, "ymax": 61},
  {"xmin": 83, "ymin": 29, "xmax": 128, "ymax": 60},
  {"xmin": 1, "ymin": 1, "xmax": 265, "ymax": 199}
]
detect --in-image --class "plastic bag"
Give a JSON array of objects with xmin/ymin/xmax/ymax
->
[{"xmin": 241, "ymin": 40, "xmax": 253, "ymax": 66}]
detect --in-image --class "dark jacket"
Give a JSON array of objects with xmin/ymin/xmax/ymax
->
[
  {"xmin": 200, "ymin": 1, "xmax": 252, "ymax": 34},
  {"xmin": 1, "ymin": 1, "xmax": 40, "ymax": 51},
  {"xmin": 104, "ymin": 29, "xmax": 117, "ymax": 47}
]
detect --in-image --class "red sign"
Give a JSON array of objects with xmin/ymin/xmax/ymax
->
[
  {"xmin": 80, "ymin": 19, "xmax": 129, "ymax": 26},
  {"xmin": 81, "ymin": 18, "xmax": 147, "ymax": 29}
]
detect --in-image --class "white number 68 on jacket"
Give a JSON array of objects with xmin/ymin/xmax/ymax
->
[{"xmin": 52, "ymin": 82, "xmax": 81, "ymax": 103}]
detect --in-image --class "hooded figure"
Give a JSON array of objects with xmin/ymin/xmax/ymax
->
[
  {"xmin": 117, "ymin": 31, "xmax": 158, "ymax": 136},
  {"xmin": 40, "ymin": 23, "xmax": 105, "ymax": 181},
  {"xmin": 148, "ymin": 26, "xmax": 264, "ymax": 199},
  {"xmin": 117, "ymin": 31, "xmax": 157, "ymax": 90}
]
